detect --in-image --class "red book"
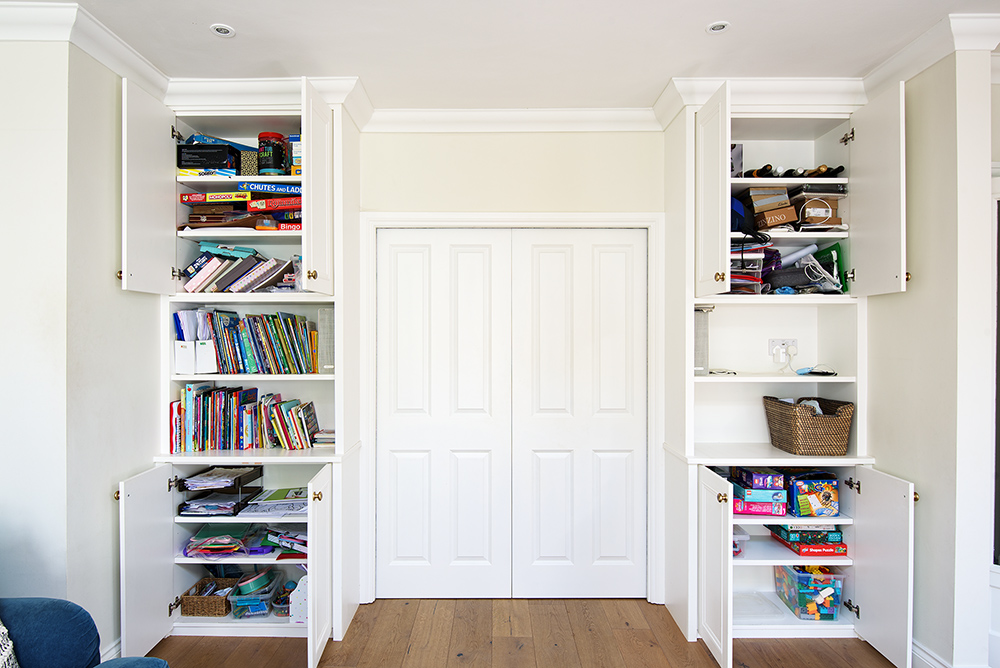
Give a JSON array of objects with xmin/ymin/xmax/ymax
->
[
  {"xmin": 772, "ymin": 533, "xmax": 847, "ymax": 556},
  {"xmin": 247, "ymin": 197, "xmax": 302, "ymax": 212}
]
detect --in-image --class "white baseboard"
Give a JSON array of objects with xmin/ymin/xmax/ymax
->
[
  {"xmin": 101, "ymin": 639, "xmax": 121, "ymax": 662},
  {"xmin": 913, "ymin": 640, "xmax": 951, "ymax": 668},
  {"xmin": 990, "ymin": 630, "xmax": 1000, "ymax": 668}
]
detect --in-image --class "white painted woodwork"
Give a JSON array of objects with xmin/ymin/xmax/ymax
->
[
  {"xmin": 510, "ymin": 228, "xmax": 647, "ymax": 597},
  {"xmin": 118, "ymin": 465, "xmax": 187, "ymax": 658},
  {"xmin": 694, "ymin": 82, "xmax": 730, "ymax": 298},
  {"xmin": 307, "ymin": 464, "xmax": 334, "ymax": 668},
  {"xmin": 375, "ymin": 228, "xmax": 513, "ymax": 597},
  {"xmin": 301, "ymin": 77, "xmax": 335, "ymax": 295},
  {"xmin": 853, "ymin": 467, "xmax": 915, "ymax": 668},
  {"xmin": 121, "ymin": 79, "xmax": 177, "ymax": 295},
  {"xmin": 698, "ymin": 467, "xmax": 732, "ymax": 668},
  {"xmin": 847, "ymin": 82, "xmax": 907, "ymax": 297}
]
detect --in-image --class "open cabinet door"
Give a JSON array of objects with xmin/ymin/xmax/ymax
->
[
  {"xmin": 852, "ymin": 467, "xmax": 914, "ymax": 668},
  {"xmin": 119, "ymin": 465, "xmax": 176, "ymax": 657},
  {"xmin": 694, "ymin": 82, "xmax": 731, "ymax": 298},
  {"xmin": 846, "ymin": 82, "xmax": 906, "ymax": 297},
  {"xmin": 122, "ymin": 79, "xmax": 177, "ymax": 295},
  {"xmin": 307, "ymin": 464, "xmax": 334, "ymax": 668},
  {"xmin": 698, "ymin": 466, "xmax": 733, "ymax": 668},
  {"xmin": 301, "ymin": 77, "xmax": 335, "ymax": 296}
]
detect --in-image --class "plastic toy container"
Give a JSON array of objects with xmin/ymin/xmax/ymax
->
[
  {"xmin": 228, "ymin": 573, "xmax": 279, "ymax": 619},
  {"xmin": 773, "ymin": 565, "xmax": 844, "ymax": 620}
]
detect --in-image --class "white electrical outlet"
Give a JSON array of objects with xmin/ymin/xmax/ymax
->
[{"xmin": 768, "ymin": 338, "xmax": 797, "ymax": 364}]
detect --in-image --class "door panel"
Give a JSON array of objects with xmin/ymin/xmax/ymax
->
[
  {"xmin": 698, "ymin": 466, "xmax": 732, "ymax": 668},
  {"xmin": 511, "ymin": 229, "xmax": 647, "ymax": 597},
  {"xmin": 375, "ymin": 229, "xmax": 513, "ymax": 597},
  {"xmin": 695, "ymin": 82, "xmax": 731, "ymax": 298},
  {"xmin": 307, "ymin": 464, "xmax": 333, "ymax": 668}
]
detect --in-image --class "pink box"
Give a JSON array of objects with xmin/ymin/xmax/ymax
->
[{"xmin": 734, "ymin": 498, "xmax": 786, "ymax": 516}]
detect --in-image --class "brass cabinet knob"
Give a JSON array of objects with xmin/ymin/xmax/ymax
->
[
  {"xmin": 714, "ymin": 272, "xmax": 725, "ymax": 282},
  {"xmin": 913, "ymin": 491, "xmax": 919, "ymax": 503},
  {"xmin": 717, "ymin": 492, "xmax": 728, "ymax": 503},
  {"xmin": 906, "ymin": 272, "xmax": 912, "ymax": 282},
  {"xmin": 313, "ymin": 491, "xmax": 323, "ymax": 502},
  {"xmin": 116, "ymin": 270, "xmax": 123, "ymax": 280},
  {"xmin": 113, "ymin": 490, "xmax": 120, "ymax": 501},
  {"xmin": 307, "ymin": 270, "xmax": 318, "ymax": 280}
]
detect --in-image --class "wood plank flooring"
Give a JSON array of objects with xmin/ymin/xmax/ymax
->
[{"xmin": 146, "ymin": 599, "xmax": 896, "ymax": 668}]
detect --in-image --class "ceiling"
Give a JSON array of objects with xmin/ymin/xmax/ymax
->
[{"xmin": 37, "ymin": 0, "xmax": 1000, "ymax": 109}]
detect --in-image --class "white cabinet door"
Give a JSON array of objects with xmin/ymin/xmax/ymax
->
[
  {"xmin": 375, "ymin": 228, "xmax": 513, "ymax": 598},
  {"xmin": 847, "ymin": 82, "xmax": 907, "ymax": 297},
  {"xmin": 695, "ymin": 82, "xmax": 731, "ymax": 298},
  {"xmin": 698, "ymin": 466, "xmax": 732, "ymax": 668},
  {"xmin": 119, "ymin": 465, "xmax": 186, "ymax": 657},
  {"xmin": 121, "ymin": 79, "xmax": 178, "ymax": 295},
  {"xmin": 301, "ymin": 77, "xmax": 334, "ymax": 296},
  {"xmin": 510, "ymin": 229, "xmax": 647, "ymax": 597},
  {"xmin": 853, "ymin": 467, "xmax": 914, "ymax": 668},
  {"xmin": 307, "ymin": 464, "xmax": 334, "ymax": 668}
]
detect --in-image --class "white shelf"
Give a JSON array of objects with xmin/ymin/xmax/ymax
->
[
  {"xmin": 172, "ymin": 373, "xmax": 334, "ymax": 382},
  {"xmin": 695, "ymin": 373, "xmax": 855, "ymax": 383},
  {"xmin": 172, "ymin": 613, "xmax": 306, "ymax": 637},
  {"xmin": 175, "ymin": 552, "xmax": 307, "ymax": 565},
  {"xmin": 733, "ymin": 591, "xmax": 855, "ymax": 638},
  {"xmin": 686, "ymin": 442, "xmax": 874, "ymax": 466},
  {"xmin": 695, "ymin": 294, "xmax": 856, "ymax": 305},
  {"xmin": 177, "ymin": 229, "xmax": 302, "ymax": 243},
  {"xmin": 156, "ymin": 447, "xmax": 341, "ymax": 464},
  {"xmin": 175, "ymin": 515, "xmax": 307, "ymax": 524},
  {"xmin": 178, "ymin": 175, "xmax": 301, "ymax": 185},
  {"xmin": 733, "ymin": 514, "xmax": 853, "ymax": 526},
  {"xmin": 169, "ymin": 293, "xmax": 335, "ymax": 304},
  {"xmin": 734, "ymin": 536, "xmax": 851, "ymax": 567},
  {"xmin": 731, "ymin": 177, "xmax": 848, "ymax": 190}
]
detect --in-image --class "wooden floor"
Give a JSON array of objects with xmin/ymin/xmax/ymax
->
[{"xmin": 148, "ymin": 599, "xmax": 896, "ymax": 668}]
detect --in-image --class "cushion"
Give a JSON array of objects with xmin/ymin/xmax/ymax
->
[{"xmin": 0, "ymin": 617, "xmax": 19, "ymax": 668}]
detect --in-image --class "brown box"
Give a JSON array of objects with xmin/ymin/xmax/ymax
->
[
  {"xmin": 794, "ymin": 197, "xmax": 838, "ymax": 223},
  {"xmin": 754, "ymin": 205, "xmax": 798, "ymax": 229}
]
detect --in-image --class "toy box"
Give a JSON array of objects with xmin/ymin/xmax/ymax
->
[
  {"xmin": 732, "ymin": 466, "xmax": 784, "ymax": 490},
  {"xmin": 731, "ymin": 480, "xmax": 787, "ymax": 504},
  {"xmin": 773, "ymin": 565, "xmax": 844, "ymax": 620},
  {"xmin": 178, "ymin": 144, "xmax": 240, "ymax": 170},
  {"xmin": 766, "ymin": 525, "xmax": 842, "ymax": 544},
  {"xmin": 783, "ymin": 470, "xmax": 839, "ymax": 517},
  {"xmin": 733, "ymin": 498, "xmax": 785, "ymax": 516}
]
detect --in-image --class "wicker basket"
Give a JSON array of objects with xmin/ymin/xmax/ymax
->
[
  {"xmin": 762, "ymin": 396, "xmax": 854, "ymax": 456},
  {"xmin": 179, "ymin": 577, "xmax": 240, "ymax": 617}
]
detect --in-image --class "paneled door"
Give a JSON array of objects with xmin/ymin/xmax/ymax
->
[
  {"xmin": 375, "ymin": 227, "xmax": 647, "ymax": 598},
  {"xmin": 375, "ymin": 229, "xmax": 513, "ymax": 597},
  {"xmin": 511, "ymin": 229, "xmax": 647, "ymax": 597}
]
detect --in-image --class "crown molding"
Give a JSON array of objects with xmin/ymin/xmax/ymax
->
[
  {"xmin": 362, "ymin": 107, "xmax": 662, "ymax": 133},
  {"xmin": 0, "ymin": 2, "xmax": 168, "ymax": 98},
  {"xmin": 165, "ymin": 78, "xmax": 303, "ymax": 112},
  {"xmin": 310, "ymin": 77, "xmax": 374, "ymax": 129},
  {"xmin": 656, "ymin": 77, "xmax": 866, "ymax": 116},
  {"xmin": 865, "ymin": 13, "xmax": 1000, "ymax": 101}
]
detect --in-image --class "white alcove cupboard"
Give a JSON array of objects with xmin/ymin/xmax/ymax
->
[
  {"xmin": 662, "ymin": 79, "xmax": 916, "ymax": 668},
  {"xmin": 117, "ymin": 76, "xmax": 364, "ymax": 668}
]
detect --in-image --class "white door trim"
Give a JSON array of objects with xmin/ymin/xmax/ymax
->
[{"xmin": 358, "ymin": 212, "xmax": 667, "ymax": 604}]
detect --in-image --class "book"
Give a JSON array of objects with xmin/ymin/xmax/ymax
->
[
  {"xmin": 179, "ymin": 191, "xmax": 252, "ymax": 204},
  {"xmin": 297, "ymin": 401, "xmax": 320, "ymax": 444},
  {"xmin": 247, "ymin": 196, "xmax": 302, "ymax": 212},
  {"xmin": 226, "ymin": 258, "xmax": 279, "ymax": 292},
  {"xmin": 771, "ymin": 533, "xmax": 847, "ymax": 556},
  {"xmin": 207, "ymin": 256, "xmax": 261, "ymax": 293},
  {"xmin": 245, "ymin": 259, "xmax": 292, "ymax": 292},
  {"xmin": 183, "ymin": 251, "xmax": 215, "ymax": 279},
  {"xmin": 183, "ymin": 256, "xmax": 224, "ymax": 293},
  {"xmin": 170, "ymin": 400, "xmax": 182, "ymax": 454}
]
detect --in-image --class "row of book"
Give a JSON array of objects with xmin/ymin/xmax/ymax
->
[
  {"xmin": 175, "ymin": 308, "xmax": 323, "ymax": 375},
  {"xmin": 183, "ymin": 244, "xmax": 299, "ymax": 294},
  {"xmin": 170, "ymin": 383, "xmax": 321, "ymax": 453}
]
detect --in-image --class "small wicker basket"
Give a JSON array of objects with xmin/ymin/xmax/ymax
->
[
  {"xmin": 762, "ymin": 396, "xmax": 854, "ymax": 457},
  {"xmin": 179, "ymin": 577, "xmax": 240, "ymax": 617}
]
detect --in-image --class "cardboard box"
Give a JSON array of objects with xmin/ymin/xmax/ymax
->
[
  {"xmin": 782, "ymin": 470, "xmax": 839, "ymax": 517},
  {"xmin": 792, "ymin": 196, "xmax": 839, "ymax": 223},
  {"xmin": 239, "ymin": 150, "xmax": 258, "ymax": 176},
  {"xmin": 754, "ymin": 205, "xmax": 797, "ymax": 229},
  {"xmin": 178, "ymin": 144, "xmax": 239, "ymax": 169},
  {"xmin": 732, "ymin": 481, "xmax": 787, "ymax": 504},
  {"xmin": 732, "ymin": 466, "xmax": 784, "ymax": 490},
  {"xmin": 733, "ymin": 498, "xmax": 786, "ymax": 516}
]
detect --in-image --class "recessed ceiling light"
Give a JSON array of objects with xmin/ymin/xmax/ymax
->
[
  {"xmin": 706, "ymin": 21, "xmax": 730, "ymax": 34},
  {"xmin": 210, "ymin": 23, "xmax": 236, "ymax": 38}
]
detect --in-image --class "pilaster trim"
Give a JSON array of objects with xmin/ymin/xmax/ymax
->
[
  {"xmin": 362, "ymin": 107, "xmax": 663, "ymax": 133},
  {"xmin": 0, "ymin": 2, "xmax": 169, "ymax": 98}
]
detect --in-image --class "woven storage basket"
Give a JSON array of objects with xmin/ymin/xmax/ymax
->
[
  {"xmin": 180, "ymin": 577, "xmax": 240, "ymax": 617},
  {"xmin": 762, "ymin": 396, "xmax": 854, "ymax": 456}
]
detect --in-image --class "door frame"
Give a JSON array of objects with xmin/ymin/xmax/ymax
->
[{"xmin": 358, "ymin": 212, "xmax": 667, "ymax": 603}]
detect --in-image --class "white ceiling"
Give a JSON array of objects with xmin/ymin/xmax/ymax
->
[{"xmin": 33, "ymin": 0, "xmax": 1000, "ymax": 109}]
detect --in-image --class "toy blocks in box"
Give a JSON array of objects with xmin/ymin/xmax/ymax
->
[
  {"xmin": 774, "ymin": 565, "xmax": 844, "ymax": 620},
  {"xmin": 782, "ymin": 469, "xmax": 839, "ymax": 517}
]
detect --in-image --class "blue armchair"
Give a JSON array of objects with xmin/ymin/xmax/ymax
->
[{"xmin": 0, "ymin": 598, "xmax": 168, "ymax": 668}]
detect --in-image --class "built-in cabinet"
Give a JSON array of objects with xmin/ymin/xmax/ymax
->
[
  {"xmin": 665, "ymin": 80, "xmax": 916, "ymax": 668},
  {"xmin": 117, "ymin": 76, "xmax": 361, "ymax": 668}
]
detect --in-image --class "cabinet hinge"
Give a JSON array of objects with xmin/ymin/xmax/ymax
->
[
  {"xmin": 844, "ymin": 477, "xmax": 861, "ymax": 494},
  {"xmin": 840, "ymin": 128, "xmax": 855, "ymax": 145},
  {"xmin": 171, "ymin": 125, "xmax": 184, "ymax": 141},
  {"xmin": 168, "ymin": 596, "xmax": 181, "ymax": 616},
  {"xmin": 694, "ymin": 304, "xmax": 716, "ymax": 313},
  {"xmin": 844, "ymin": 599, "xmax": 860, "ymax": 619},
  {"xmin": 845, "ymin": 268, "xmax": 856, "ymax": 283},
  {"xmin": 167, "ymin": 476, "xmax": 181, "ymax": 491},
  {"xmin": 171, "ymin": 267, "xmax": 184, "ymax": 280}
]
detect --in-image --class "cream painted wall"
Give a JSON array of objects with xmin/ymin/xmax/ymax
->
[
  {"xmin": 361, "ymin": 132, "xmax": 664, "ymax": 212},
  {"xmin": 867, "ymin": 51, "xmax": 995, "ymax": 667},
  {"xmin": 0, "ymin": 41, "xmax": 71, "ymax": 599},
  {"xmin": 64, "ymin": 45, "xmax": 161, "ymax": 654},
  {"xmin": 992, "ymin": 84, "xmax": 999, "ymax": 163}
]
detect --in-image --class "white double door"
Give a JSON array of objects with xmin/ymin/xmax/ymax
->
[{"xmin": 376, "ymin": 228, "xmax": 647, "ymax": 598}]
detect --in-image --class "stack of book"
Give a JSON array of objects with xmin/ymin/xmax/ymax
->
[
  {"xmin": 181, "ymin": 244, "xmax": 298, "ymax": 294},
  {"xmin": 170, "ymin": 383, "xmax": 323, "ymax": 453}
]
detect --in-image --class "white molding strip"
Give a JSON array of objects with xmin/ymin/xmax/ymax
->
[
  {"xmin": 359, "ymin": 211, "xmax": 664, "ymax": 227},
  {"xmin": 311, "ymin": 77, "xmax": 374, "ymax": 130},
  {"xmin": 912, "ymin": 640, "xmax": 953, "ymax": 668},
  {"xmin": 865, "ymin": 13, "xmax": 1000, "ymax": 101},
  {"xmin": 165, "ymin": 77, "xmax": 303, "ymax": 111},
  {"xmin": 101, "ymin": 638, "xmax": 121, "ymax": 662},
  {"xmin": 0, "ymin": 2, "xmax": 168, "ymax": 98},
  {"xmin": 363, "ymin": 107, "xmax": 662, "ymax": 133},
  {"xmin": 992, "ymin": 53, "xmax": 1000, "ymax": 84}
]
